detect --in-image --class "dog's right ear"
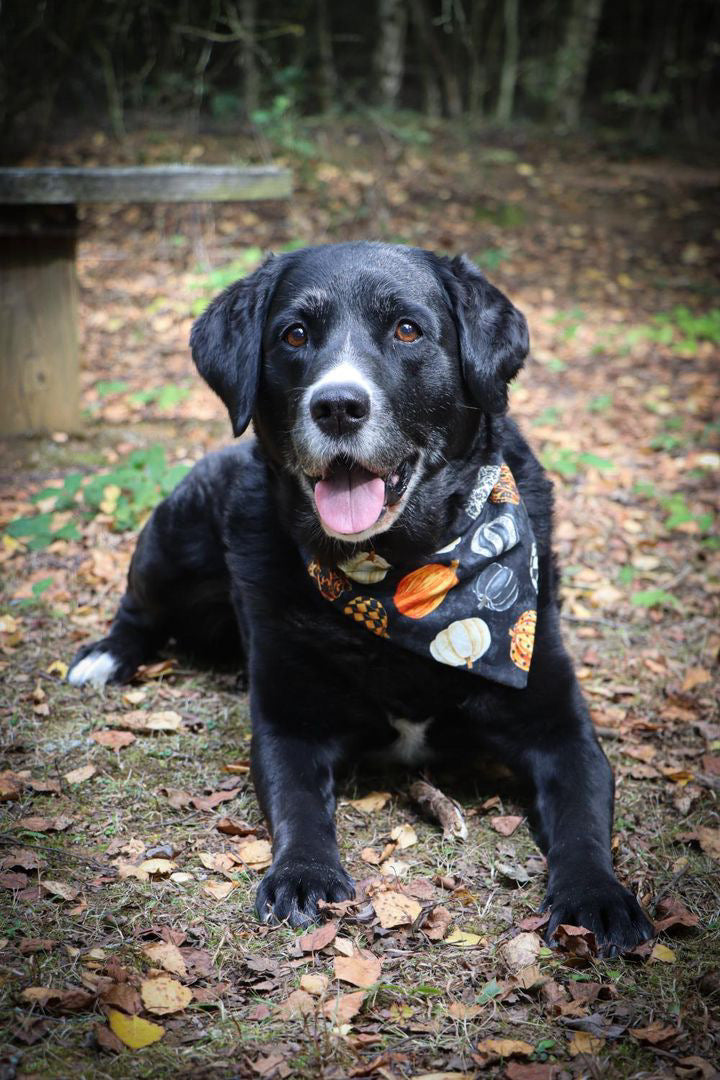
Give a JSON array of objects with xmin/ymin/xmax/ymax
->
[{"xmin": 190, "ymin": 255, "xmax": 285, "ymax": 436}]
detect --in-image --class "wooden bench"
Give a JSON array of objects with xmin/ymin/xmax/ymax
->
[{"xmin": 0, "ymin": 165, "xmax": 292, "ymax": 436}]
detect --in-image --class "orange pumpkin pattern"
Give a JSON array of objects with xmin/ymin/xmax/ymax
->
[
  {"xmin": 394, "ymin": 560, "xmax": 459, "ymax": 619},
  {"xmin": 509, "ymin": 609, "xmax": 536, "ymax": 671},
  {"xmin": 490, "ymin": 464, "xmax": 520, "ymax": 505},
  {"xmin": 343, "ymin": 596, "xmax": 389, "ymax": 638},
  {"xmin": 308, "ymin": 561, "xmax": 350, "ymax": 601}
]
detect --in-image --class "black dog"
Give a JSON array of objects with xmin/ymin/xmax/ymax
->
[{"xmin": 68, "ymin": 242, "xmax": 652, "ymax": 954}]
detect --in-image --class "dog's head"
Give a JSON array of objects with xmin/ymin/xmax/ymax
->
[{"xmin": 191, "ymin": 242, "xmax": 528, "ymax": 547}]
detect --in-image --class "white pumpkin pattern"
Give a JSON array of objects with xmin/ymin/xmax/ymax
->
[
  {"xmin": 530, "ymin": 541, "xmax": 539, "ymax": 592},
  {"xmin": 429, "ymin": 617, "xmax": 491, "ymax": 668},
  {"xmin": 338, "ymin": 550, "xmax": 392, "ymax": 584},
  {"xmin": 471, "ymin": 513, "xmax": 519, "ymax": 558}
]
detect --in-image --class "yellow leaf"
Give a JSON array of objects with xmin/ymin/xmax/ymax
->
[
  {"xmin": 140, "ymin": 976, "xmax": 192, "ymax": 1015},
  {"xmin": 64, "ymin": 764, "xmax": 96, "ymax": 785},
  {"xmin": 107, "ymin": 1007, "xmax": 164, "ymax": 1049},
  {"xmin": 476, "ymin": 1037, "xmax": 534, "ymax": 1057},
  {"xmin": 348, "ymin": 791, "xmax": 391, "ymax": 813},
  {"xmin": 568, "ymin": 1031, "xmax": 606, "ymax": 1055},
  {"xmin": 233, "ymin": 838, "xmax": 272, "ymax": 870},
  {"xmin": 651, "ymin": 943, "xmax": 676, "ymax": 963},
  {"xmin": 371, "ymin": 890, "xmax": 422, "ymax": 929},
  {"xmin": 47, "ymin": 660, "xmax": 68, "ymax": 678},
  {"xmin": 137, "ymin": 858, "xmax": 177, "ymax": 877},
  {"xmin": 444, "ymin": 928, "xmax": 486, "ymax": 948}
]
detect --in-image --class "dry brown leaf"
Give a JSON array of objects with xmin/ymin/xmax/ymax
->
[
  {"xmin": 551, "ymin": 923, "xmax": 597, "ymax": 959},
  {"xmin": 137, "ymin": 858, "xmax": 177, "ymax": 877},
  {"xmin": 161, "ymin": 788, "xmax": 192, "ymax": 809},
  {"xmin": 348, "ymin": 791, "xmax": 391, "ymax": 813},
  {"xmin": 490, "ymin": 815, "xmax": 524, "ymax": 836},
  {"xmin": 1, "ymin": 847, "xmax": 44, "ymax": 871},
  {"xmin": 107, "ymin": 1008, "xmax": 164, "ymax": 1049},
  {"xmin": 21, "ymin": 986, "xmax": 94, "ymax": 1012},
  {"xmin": 476, "ymin": 1037, "xmax": 534, "ymax": 1058},
  {"xmin": 102, "ymin": 983, "xmax": 142, "ymax": 1015},
  {"xmin": 203, "ymin": 880, "xmax": 235, "ymax": 900},
  {"xmin": 198, "ymin": 851, "xmax": 237, "ymax": 873},
  {"xmin": 40, "ymin": 880, "xmax": 79, "ymax": 902},
  {"xmin": 140, "ymin": 976, "xmax": 193, "ymax": 1015},
  {"xmin": 371, "ymin": 889, "xmax": 422, "ymax": 929},
  {"xmin": 300, "ymin": 973, "xmax": 329, "ymax": 996},
  {"xmin": 64, "ymin": 764, "xmax": 97, "ymax": 785},
  {"xmin": 682, "ymin": 666, "xmax": 712, "ymax": 692},
  {"xmin": 233, "ymin": 838, "xmax": 272, "ymax": 869},
  {"xmin": 216, "ymin": 817, "xmax": 256, "ymax": 836},
  {"xmin": 334, "ymin": 947, "xmax": 382, "ymax": 988},
  {"xmin": 190, "ymin": 788, "xmax": 242, "ymax": 812},
  {"xmin": 93, "ymin": 1022, "xmax": 124, "ymax": 1054},
  {"xmin": 18, "ymin": 938, "xmax": 56, "ymax": 954},
  {"xmin": 298, "ymin": 921, "xmax": 338, "ymax": 952},
  {"xmin": 322, "ymin": 989, "xmax": 366, "ymax": 1024},
  {"xmin": 333, "ymin": 936, "xmax": 354, "ymax": 957},
  {"xmin": 275, "ymin": 988, "xmax": 315, "ymax": 1019},
  {"xmin": 0, "ymin": 771, "xmax": 24, "ymax": 801},
  {"xmin": 91, "ymin": 730, "xmax": 136, "ymax": 750},
  {"xmin": 513, "ymin": 964, "xmax": 547, "ymax": 990},
  {"xmin": 107, "ymin": 709, "xmax": 184, "ymax": 734},
  {"xmin": 629, "ymin": 1021, "xmax": 678, "ymax": 1045},
  {"xmin": 390, "ymin": 823, "xmax": 417, "ymax": 849},
  {"xmin": 501, "ymin": 931, "xmax": 542, "ymax": 972},
  {"xmin": 448, "ymin": 1001, "xmax": 484, "ymax": 1019},
  {"xmin": 422, "ymin": 905, "xmax": 452, "ymax": 941},
  {"xmin": 16, "ymin": 814, "xmax": 74, "ymax": 832},
  {"xmin": 141, "ymin": 942, "xmax": 187, "ymax": 978},
  {"xmin": 361, "ymin": 847, "xmax": 383, "ymax": 865},
  {"xmin": 653, "ymin": 897, "xmax": 700, "ymax": 933},
  {"xmin": 697, "ymin": 826, "xmax": 720, "ymax": 860},
  {"xmin": 568, "ymin": 1031, "xmax": 605, "ymax": 1055}
]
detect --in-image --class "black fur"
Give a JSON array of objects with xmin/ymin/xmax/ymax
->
[{"xmin": 69, "ymin": 242, "xmax": 652, "ymax": 955}]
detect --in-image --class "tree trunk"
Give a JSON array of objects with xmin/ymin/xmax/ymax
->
[
  {"xmin": 465, "ymin": 0, "xmax": 489, "ymax": 117},
  {"xmin": 495, "ymin": 0, "xmax": 519, "ymax": 124},
  {"xmin": 374, "ymin": 0, "xmax": 407, "ymax": 109},
  {"xmin": 239, "ymin": 0, "xmax": 259, "ymax": 118},
  {"xmin": 316, "ymin": 0, "xmax": 337, "ymax": 114},
  {"xmin": 551, "ymin": 0, "xmax": 604, "ymax": 128}
]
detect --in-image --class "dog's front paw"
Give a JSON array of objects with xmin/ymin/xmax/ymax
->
[
  {"xmin": 543, "ymin": 873, "xmax": 654, "ymax": 957},
  {"xmin": 255, "ymin": 857, "xmax": 355, "ymax": 927},
  {"xmin": 67, "ymin": 639, "xmax": 138, "ymax": 688}
]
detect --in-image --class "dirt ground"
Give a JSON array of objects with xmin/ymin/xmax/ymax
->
[{"xmin": 1, "ymin": 122, "xmax": 719, "ymax": 1079}]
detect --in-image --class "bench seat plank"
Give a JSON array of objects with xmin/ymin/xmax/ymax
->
[{"xmin": 0, "ymin": 165, "xmax": 292, "ymax": 204}]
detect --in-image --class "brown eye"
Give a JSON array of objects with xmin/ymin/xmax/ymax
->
[
  {"xmin": 284, "ymin": 324, "xmax": 307, "ymax": 347},
  {"xmin": 395, "ymin": 320, "xmax": 421, "ymax": 343}
]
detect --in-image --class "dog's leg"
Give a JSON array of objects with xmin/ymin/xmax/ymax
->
[{"xmin": 251, "ymin": 720, "xmax": 354, "ymax": 927}]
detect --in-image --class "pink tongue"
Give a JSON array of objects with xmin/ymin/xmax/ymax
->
[{"xmin": 314, "ymin": 466, "xmax": 386, "ymax": 534}]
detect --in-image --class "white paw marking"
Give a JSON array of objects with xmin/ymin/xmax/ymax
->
[{"xmin": 67, "ymin": 650, "xmax": 118, "ymax": 688}]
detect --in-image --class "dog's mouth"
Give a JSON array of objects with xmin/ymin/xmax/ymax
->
[{"xmin": 305, "ymin": 455, "xmax": 417, "ymax": 536}]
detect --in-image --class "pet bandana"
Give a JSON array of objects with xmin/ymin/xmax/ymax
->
[{"xmin": 305, "ymin": 462, "xmax": 538, "ymax": 688}]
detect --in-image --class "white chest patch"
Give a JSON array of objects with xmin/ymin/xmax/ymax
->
[{"xmin": 387, "ymin": 716, "xmax": 432, "ymax": 765}]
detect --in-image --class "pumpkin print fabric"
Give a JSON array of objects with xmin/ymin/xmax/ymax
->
[{"xmin": 305, "ymin": 458, "xmax": 538, "ymax": 688}]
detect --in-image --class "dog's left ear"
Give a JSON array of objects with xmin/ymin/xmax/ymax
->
[
  {"xmin": 440, "ymin": 254, "xmax": 529, "ymax": 414},
  {"xmin": 190, "ymin": 254, "xmax": 286, "ymax": 436}
]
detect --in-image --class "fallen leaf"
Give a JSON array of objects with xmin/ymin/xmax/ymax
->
[
  {"xmin": 697, "ymin": 826, "xmax": 720, "ymax": 860},
  {"xmin": 252, "ymin": 1052, "xmax": 290, "ymax": 1077},
  {"xmin": 107, "ymin": 1008, "xmax": 164, "ymax": 1049},
  {"xmin": 64, "ymin": 764, "xmax": 97, "ymax": 785},
  {"xmin": 93, "ymin": 1022, "xmax": 125, "ymax": 1054},
  {"xmin": 275, "ymin": 988, "xmax": 315, "ymax": 1019},
  {"xmin": 233, "ymin": 837, "xmax": 272, "ymax": 869},
  {"xmin": 513, "ymin": 964, "xmax": 547, "ymax": 990},
  {"xmin": 568, "ymin": 1031, "xmax": 605, "ymax": 1055},
  {"xmin": 361, "ymin": 847, "xmax": 383, "ymax": 865},
  {"xmin": 490, "ymin": 815, "xmax": 524, "ymax": 836},
  {"xmin": 501, "ymin": 932, "xmax": 541, "ymax": 972},
  {"xmin": 651, "ymin": 943, "xmax": 676, "ymax": 963},
  {"xmin": 0, "ymin": 871, "xmax": 29, "ymax": 890},
  {"xmin": 198, "ymin": 851, "xmax": 237, "ymax": 873},
  {"xmin": 40, "ymin": 880, "xmax": 79, "ymax": 902},
  {"xmin": 334, "ymin": 936, "xmax": 355, "ymax": 957},
  {"xmin": 334, "ymin": 948, "xmax": 382, "ymax": 988},
  {"xmin": 47, "ymin": 660, "xmax": 69, "ymax": 678},
  {"xmin": 475, "ymin": 1037, "xmax": 534, "ymax": 1057},
  {"xmin": 551, "ymin": 924, "xmax": 597, "ymax": 960},
  {"xmin": 300, "ymin": 973, "xmax": 329, "ymax": 996},
  {"xmin": 448, "ymin": 1001, "xmax": 484, "ymax": 1019},
  {"xmin": 15, "ymin": 814, "xmax": 74, "ymax": 832},
  {"xmin": 371, "ymin": 889, "xmax": 422, "ymax": 928},
  {"xmin": 141, "ymin": 942, "xmax": 187, "ymax": 977},
  {"xmin": 0, "ymin": 770, "xmax": 24, "ymax": 801},
  {"xmin": 348, "ymin": 791, "xmax": 391, "ymax": 813},
  {"xmin": 629, "ymin": 1021, "xmax": 678, "ymax": 1045},
  {"xmin": 136, "ymin": 658, "xmax": 176, "ymax": 680},
  {"xmin": 203, "ymin": 880, "xmax": 235, "ymax": 900},
  {"xmin": 19, "ymin": 938, "xmax": 57, "ymax": 954},
  {"xmin": 137, "ymin": 858, "xmax": 177, "ymax": 877},
  {"xmin": 1, "ymin": 847, "xmax": 44, "ymax": 872},
  {"xmin": 216, "ymin": 817, "xmax": 256, "ymax": 836},
  {"xmin": 654, "ymin": 897, "xmax": 700, "ymax": 934},
  {"xmin": 682, "ymin": 667, "xmax": 711, "ymax": 692},
  {"xmin": 390, "ymin": 823, "xmax": 417, "ymax": 849},
  {"xmin": 102, "ymin": 983, "xmax": 142, "ymax": 1014},
  {"xmin": 504, "ymin": 1064, "xmax": 561, "ymax": 1080},
  {"xmin": 191, "ymin": 787, "xmax": 242, "ymax": 812},
  {"xmin": 422, "ymin": 905, "xmax": 452, "ymax": 940},
  {"xmin": 298, "ymin": 921, "xmax": 338, "ymax": 952},
  {"xmin": 444, "ymin": 928, "xmax": 485, "ymax": 948},
  {"xmin": 107, "ymin": 709, "xmax": 185, "ymax": 734},
  {"xmin": 322, "ymin": 989, "xmax": 366, "ymax": 1024},
  {"xmin": 21, "ymin": 986, "xmax": 94, "ymax": 1012},
  {"xmin": 140, "ymin": 976, "xmax": 193, "ymax": 1015},
  {"xmin": 161, "ymin": 788, "xmax": 192, "ymax": 809},
  {"xmin": 91, "ymin": 730, "xmax": 136, "ymax": 750}
]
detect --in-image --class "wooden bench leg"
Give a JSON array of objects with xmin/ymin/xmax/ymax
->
[{"xmin": 0, "ymin": 205, "xmax": 80, "ymax": 436}]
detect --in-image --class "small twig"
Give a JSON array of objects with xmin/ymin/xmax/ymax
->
[{"xmin": 0, "ymin": 833, "xmax": 108, "ymax": 872}]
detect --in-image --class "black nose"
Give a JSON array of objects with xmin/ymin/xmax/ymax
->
[{"xmin": 309, "ymin": 383, "xmax": 371, "ymax": 436}]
